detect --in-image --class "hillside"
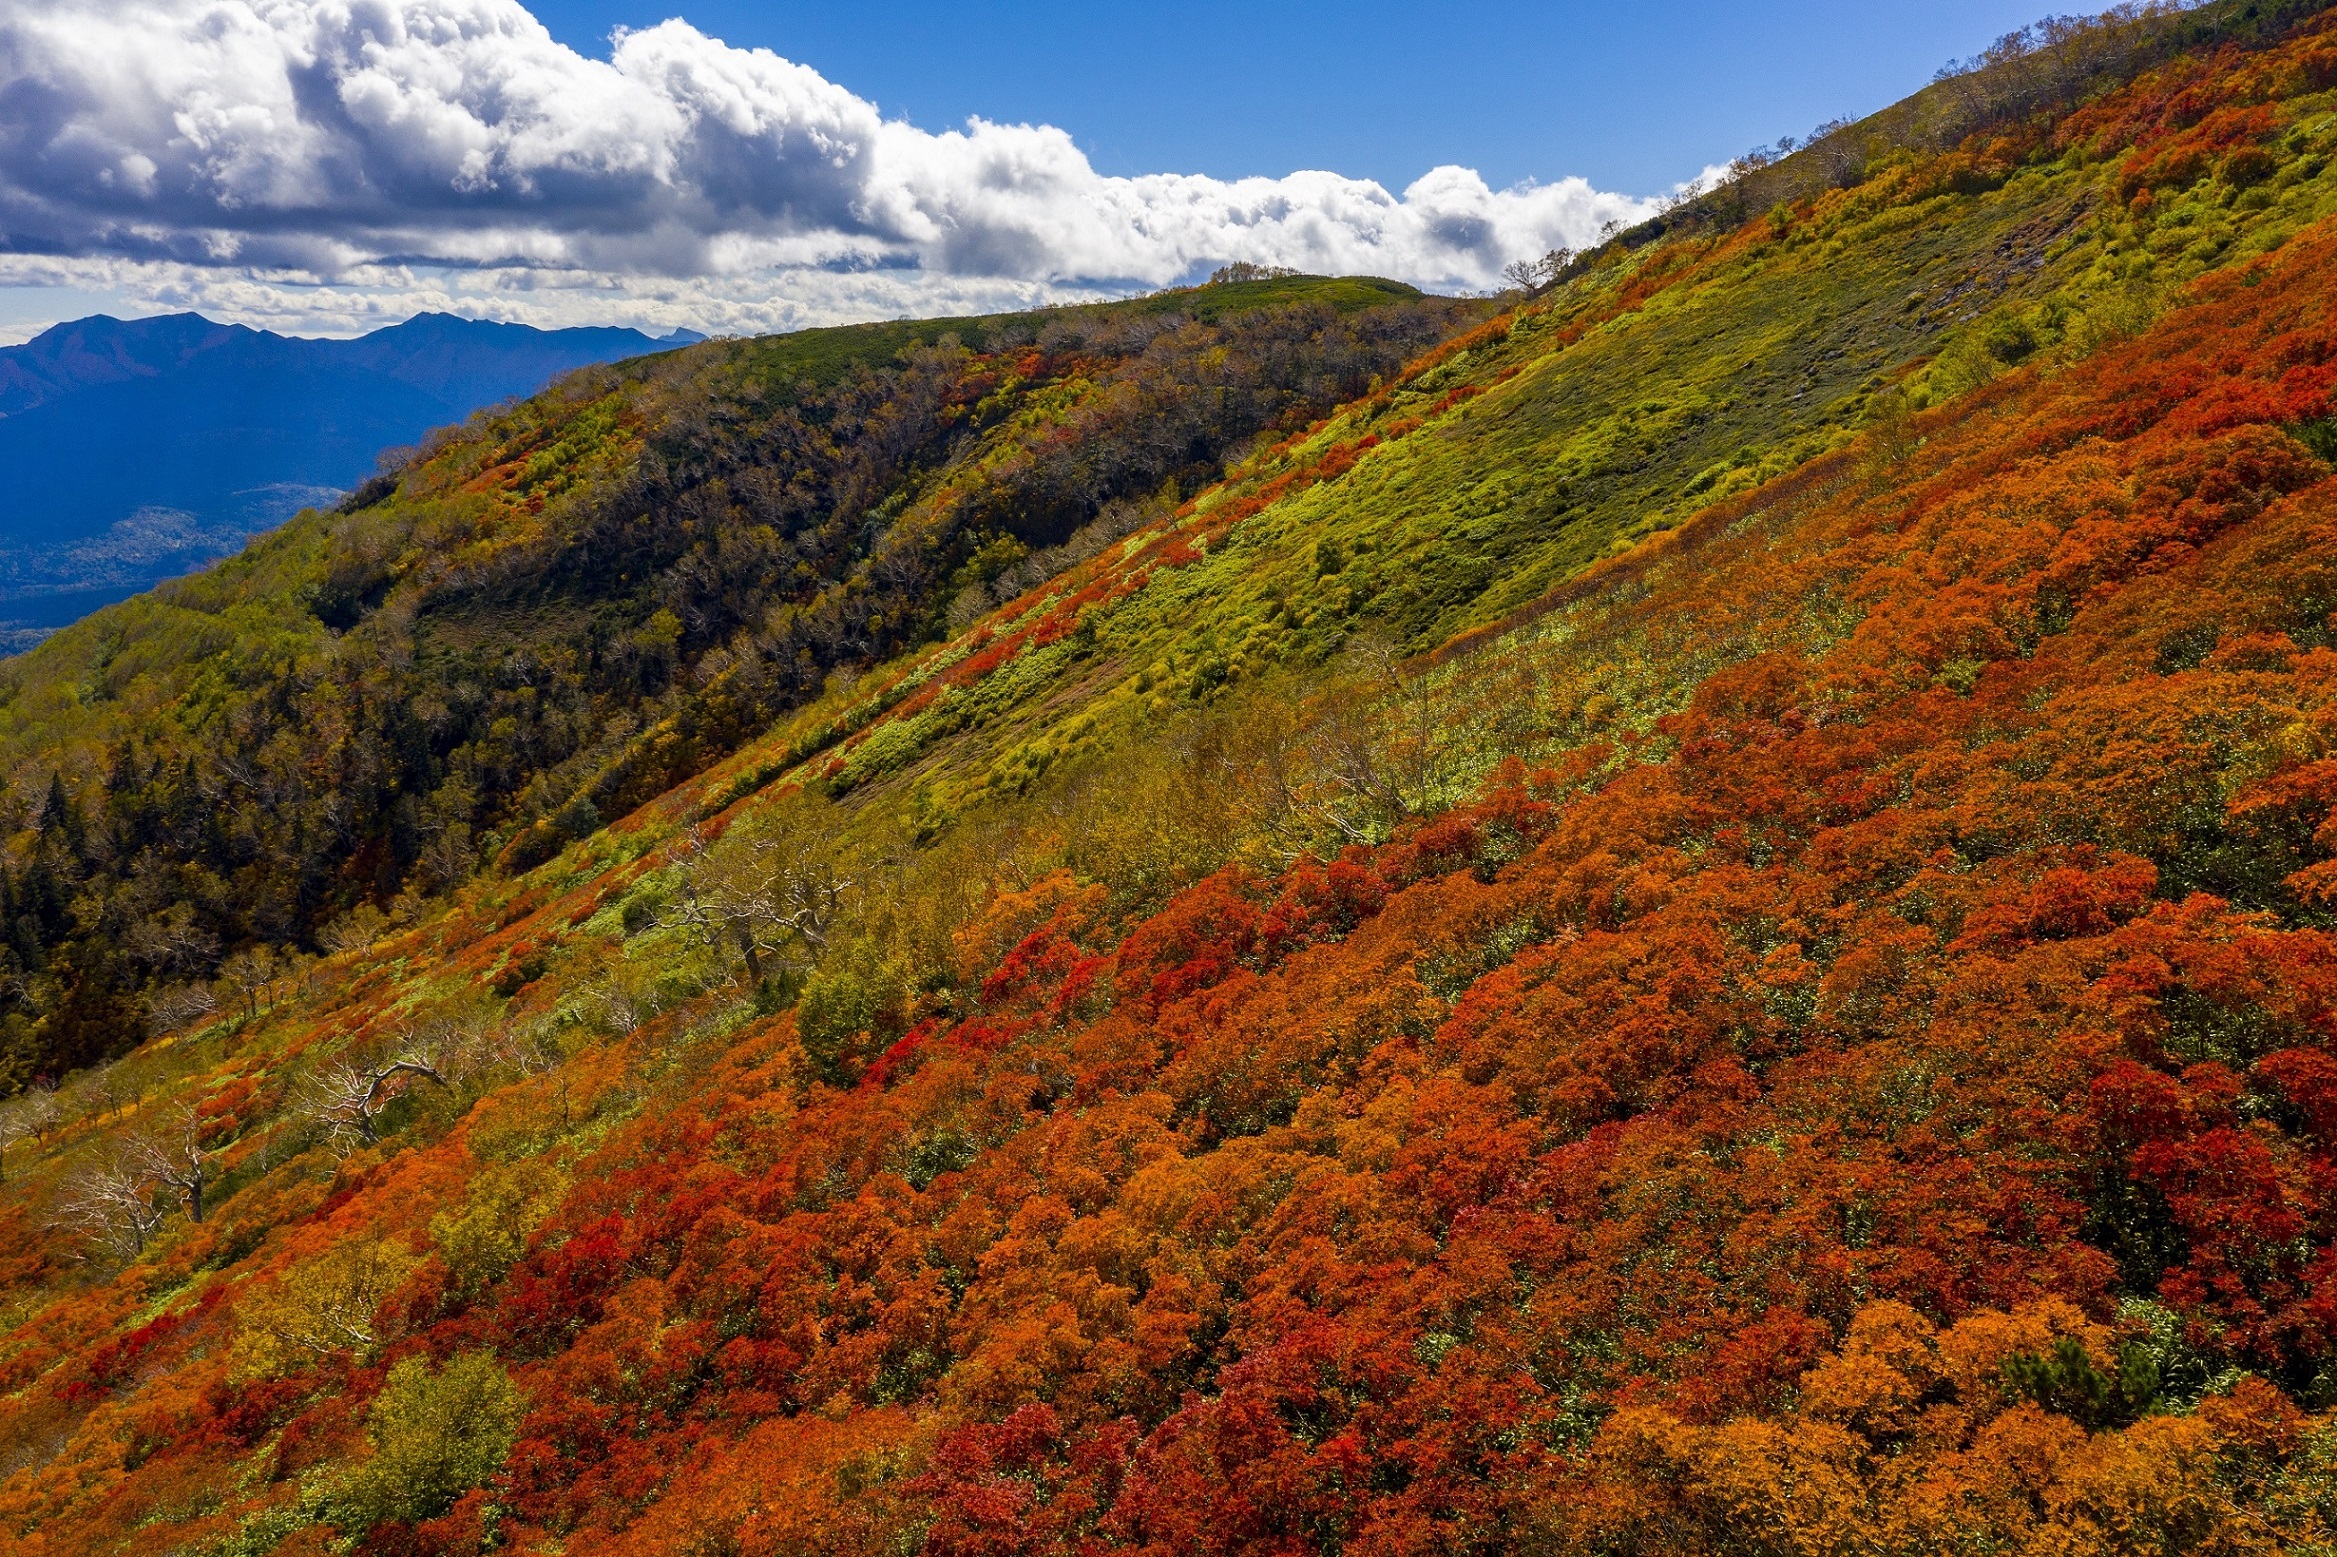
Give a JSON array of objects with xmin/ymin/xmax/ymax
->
[
  {"xmin": 2, "ymin": 5, "xmax": 2337, "ymax": 1554},
  {"xmin": 0, "ymin": 275, "xmax": 1468, "ymax": 1081},
  {"xmin": 0, "ymin": 314, "xmax": 701, "ymax": 644}
]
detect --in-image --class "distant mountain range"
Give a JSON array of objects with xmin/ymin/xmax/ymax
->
[{"xmin": 0, "ymin": 311, "xmax": 701, "ymax": 645}]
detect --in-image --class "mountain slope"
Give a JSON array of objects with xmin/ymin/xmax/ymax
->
[
  {"xmin": 0, "ymin": 274, "xmax": 1466, "ymax": 1078},
  {"xmin": 0, "ymin": 313, "xmax": 697, "ymax": 638},
  {"xmin": 2, "ymin": 6, "xmax": 2337, "ymax": 1555}
]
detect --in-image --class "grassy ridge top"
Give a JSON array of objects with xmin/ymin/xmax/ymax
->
[
  {"xmin": 0, "ymin": 270, "xmax": 1427, "ymax": 712},
  {"xmin": 699, "ymin": 44, "xmax": 2337, "ymax": 835}
]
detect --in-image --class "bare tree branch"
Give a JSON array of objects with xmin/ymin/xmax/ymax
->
[
  {"xmin": 51, "ymin": 1147, "xmax": 168, "ymax": 1261},
  {"xmin": 655, "ymin": 819, "xmax": 856, "ymax": 983},
  {"xmin": 297, "ymin": 1044, "xmax": 452, "ymax": 1151},
  {"xmin": 0, "ymin": 1087, "xmax": 61, "ymax": 1184},
  {"xmin": 131, "ymin": 1104, "xmax": 211, "ymax": 1224}
]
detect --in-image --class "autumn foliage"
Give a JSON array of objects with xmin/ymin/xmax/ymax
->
[{"xmin": 12, "ymin": 8, "xmax": 2337, "ymax": 1556}]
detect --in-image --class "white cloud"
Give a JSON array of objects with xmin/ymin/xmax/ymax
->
[{"xmin": 0, "ymin": 0, "xmax": 1664, "ymax": 333}]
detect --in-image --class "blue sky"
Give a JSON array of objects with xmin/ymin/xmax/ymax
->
[
  {"xmin": 0, "ymin": 0, "xmax": 2055, "ymax": 342},
  {"xmin": 521, "ymin": 0, "xmax": 2053, "ymax": 191}
]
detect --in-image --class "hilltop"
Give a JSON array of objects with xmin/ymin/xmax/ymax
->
[{"xmin": 3, "ymin": 5, "xmax": 2337, "ymax": 1553}]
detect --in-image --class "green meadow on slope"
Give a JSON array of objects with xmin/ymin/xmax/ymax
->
[
  {"xmin": 700, "ymin": 82, "xmax": 2337, "ymax": 838},
  {"xmin": 0, "ymin": 276, "xmax": 1466, "ymax": 1079}
]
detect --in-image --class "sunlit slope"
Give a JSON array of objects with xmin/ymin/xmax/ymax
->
[
  {"xmin": 0, "ymin": 275, "xmax": 1463, "ymax": 1079},
  {"xmin": 8, "ymin": 70, "xmax": 2337, "ymax": 1557},
  {"xmin": 5, "ymin": 11, "xmax": 2337, "ymax": 1556},
  {"xmin": 710, "ymin": 75, "xmax": 2337, "ymax": 826},
  {"xmin": 0, "ymin": 272, "xmax": 1431, "ymax": 773}
]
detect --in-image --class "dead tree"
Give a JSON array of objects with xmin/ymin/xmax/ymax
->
[
  {"xmin": 658, "ymin": 821, "xmax": 856, "ymax": 982},
  {"xmin": 217, "ymin": 945, "xmax": 283, "ymax": 1023},
  {"xmin": 298, "ymin": 1044, "xmax": 452, "ymax": 1149},
  {"xmin": 52, "ymin": 1148, "xmax": 168, "ymax": 1260},
  {"xmin": 147, "ymin": 981, "xmax": 222, "ymax": 1036},
  {"xmin": 133, "ymin": 1105, "xmax": 211, "ymax": 1224},
  {"xmin": 0, "ymin": 1088, "xmax": 62, "ymax": 1183},
  {"xmin": 1501, "ymin": 247, "xmax": 1575, "ymax": 295}
]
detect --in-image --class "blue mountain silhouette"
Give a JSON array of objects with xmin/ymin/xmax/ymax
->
[{"xmin": 0, "ymin": 312, "xmax": 701, "ymax": 641}]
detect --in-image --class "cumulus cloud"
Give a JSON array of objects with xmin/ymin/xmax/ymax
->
[{"xmin": 0, "ymin": 0, "xmax": 1663, "ymax": 332}]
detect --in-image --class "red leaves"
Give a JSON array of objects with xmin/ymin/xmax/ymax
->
[
  {"xmin": 1378, "ymin": 1078, "xmax": 1536, "ymax": 1228},
  {"xmin": 1112, "ymin": 868, "xmax": 1269, "ymax": 1012},
  {"xmin": 194, "ymin": 1074, "xmax": 257, "ymax": 1147},
  {"xmin": 1141, "ymin": 534, "xmax": 1203, "ymax": 571},
  {"xmin": 2116, "ymin": 103, "xmax": 2280, "ymax": 201},
  {"xmin": 2259, "ymin": 1047, "xmax": 2337, "ymax": 1140},
  {"xmin": 56, "ymin": 1289, "xmax": 216, "ymax": 1403},
  {"xmin": 915, "ymin": 1405, "xmax": 1131, "ymax": 1557},
  {"xmin": 1310, "ymin": 434, "xmax": 1378, "ymax": 483},
  {"xmin": 1949, "ymin": 855, "xmax": 2161, "ymax": 953},
  {"xmin": 297, "ymin": 152, "xmax": 2337, "ymax": 1544},
  {"xmin": 1423, "ymin": 383, "xmax": 1481, "ymax": 419},
  {"xmin": 497, "ymin": 1216, "xmax": 633, "ymax": 1352},
  {"xmin": 2089, "ymin": 1055, "xmax": 2329, "ymax": 1360},
  {"xmin": 37, "ymin": 26, "xmax": 2337, "ymax": 1557},
  {"xmin": 1263, "ymin": 854, "xmax": 1388, "ymax": 942},
  {"xmin": 2091, "ymin": 1058, "xmax": 2191, "ymax": 1147},
  {"xmin": 943, "ymin": 625, "xmax": 1036, "ymax": 689},
  {"xmin": 1670, "ymin": 1307, "xmax": 1834, "ymax": 1423},
  {"xmin": 202, "ymin": 1371, "xmax": 315, "ymax": 1449}
]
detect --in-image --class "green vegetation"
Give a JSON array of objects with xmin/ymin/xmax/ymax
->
[
  {"xmin": 0, "ymin": 278, "xmax": 1469, "ymax": 1081},
  {"xmin": 343, "ymin": 1353, "xmax": 523, "ymax": 1528},
  {"xmin": 708, "ymin": 65, "xmax": 2337, "ymax": 840},
  {"xmin": 5, "ymin": 7, "xmax": 2337, "ymax": 1554},
  {"xmin": 9, "ymin": 0, "xmax": 2337, "ymax": 1097}
]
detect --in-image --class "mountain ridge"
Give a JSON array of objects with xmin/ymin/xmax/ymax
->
[
  {"xmin": 0, "ymin": 311, "xmax": 703, "ymax": 640},
  {"xmin": 0, "ymin": 311, "xmax": 706, "ymax": 420}
]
